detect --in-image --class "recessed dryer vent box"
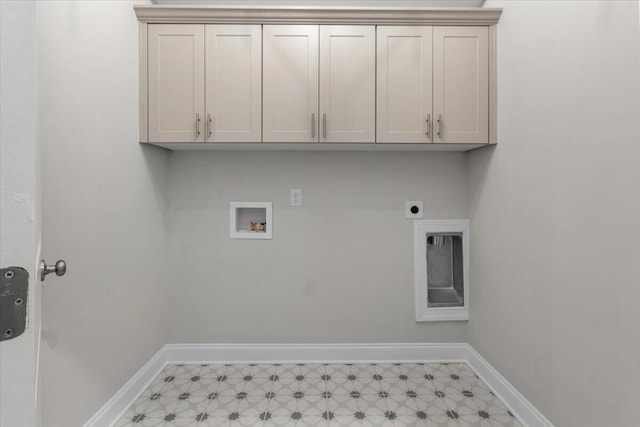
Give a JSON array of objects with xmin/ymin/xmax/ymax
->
[
  {"xmin": 414, "ymin": 219, "xmax": 469, "ymax": 321},
  {"xmin": 230, "ymin": 202, "xmax": 272, "ymax": 239}
]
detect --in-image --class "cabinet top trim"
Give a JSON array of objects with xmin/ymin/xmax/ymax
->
[{"xmin": 133, "ymin": 5, "xmax": 502, "ymax": 25}]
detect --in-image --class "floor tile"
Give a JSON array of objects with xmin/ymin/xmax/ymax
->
[{"xmin": 115, "ymin": 362, "xmax": 523, "ymax": 427}]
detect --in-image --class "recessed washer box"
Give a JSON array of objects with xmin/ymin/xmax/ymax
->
[{"xmin": 230, "ymin": 202, "xmax": 272, "ymax": 240}]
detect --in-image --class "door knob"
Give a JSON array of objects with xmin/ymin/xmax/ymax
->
[{"xmin": 40, "ymin": 259, "xmax": 66, "ymax": 282}]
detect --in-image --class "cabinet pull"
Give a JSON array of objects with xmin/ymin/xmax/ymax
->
[
  {"xmin": 311, "ymin": 113, "xmax": 316, "ymax": 138},
  {"xmin": 323, "ymin": 113, "xmax": 327, "ymax": 138},
  {"xmin": 207, "ymin": 113, "xmax": 212, "ymax": 137},
  {"xmin": 437, "ymin": 114, "xmax": 442, "ymax": 138},
  {"xmin": 196, "ymin": 113, "xmax": 201, "ymax": 137},
  {"xmin": 426, "ymin": 114, "xmax": 431, "ymax": 138}
]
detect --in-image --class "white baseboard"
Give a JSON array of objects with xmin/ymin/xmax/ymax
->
[
  {"xmin": 85, "ymin": 343, "xmax": 553, "ymax": 427},
  {"xmin": 466, "ymin": 345, "xmax": 554, "ymax": 427},
  {"xmin": 164, "ymin": 342, "xmax": 468, "ymax": 364},
  {"xmin": 83, "ymin": 347, "xmax": 167, "ymax": 427}
]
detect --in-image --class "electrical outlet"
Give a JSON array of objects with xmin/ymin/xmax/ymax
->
[
  {"xmin": 290, "ymin": 188, "xmax": 302, "ymax": 207},
  {"xmin": 405, "ymin": 201, "xmax": 424, "ymax": 219}
]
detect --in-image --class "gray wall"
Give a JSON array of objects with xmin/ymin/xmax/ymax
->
[
  {"xmin": 31, "ymin": 1, "xmax": 640, "ymax": 427},
  {"xmin": 37, "ymin": 2, "xmax": 171, "ymax": 426},
  {"xmin": 468, "ymin": 1, "xmax": 640, "ymax": 426},
  {"xmin": 166, "ymin": 151, "xmax": 468, "ymax": 343}
]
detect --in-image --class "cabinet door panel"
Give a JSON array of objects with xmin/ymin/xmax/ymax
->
[
  {"xmin": 319, "ymin": 26, "xmax": 375, "ymax": 143},
  {"xmin": 263, "ymin": 25, "xmax": 319, "ymax": 143},
  {"xmin": 433, "ymin": 26, "xmax": 488, "ymax": 144},
  {"xmin": 377, "ymin": 26, "xmax": 433, "ymax": 144},
  {"xmin": 148, "ymin": 25, "xmax": 205, "ymax": 143},
  {"xmin": 205, "ymin": 25, "xmax": 261, "ymax": 143}
]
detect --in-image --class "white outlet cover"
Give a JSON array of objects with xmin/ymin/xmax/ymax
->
[
  {"xmin": 405, "ymin": 201, "xmax": 424, "ymax": 219},
  {"xmin": 290, "ymin": 188, "xmax": 302, "ymax": 207}
]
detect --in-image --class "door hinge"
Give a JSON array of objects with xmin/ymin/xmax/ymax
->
[{"xmin": 0, "ymin": 267, "xmax": 28, "ymax": 341}]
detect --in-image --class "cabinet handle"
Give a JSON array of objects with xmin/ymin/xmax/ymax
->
[
  {"xmin": 426, "ymin": 114, "xmax": 431, "ymax": 138},
  {"xmin": 196, "ymin": 113, "xmax": 201, "ymax": 137},
  {"xmin": 311, "ymin": 113, "xmax": 316, "ymax": 138},
  {"xmin": 323, "ymin": 113, "xmax": 327, "ymax": 138},
  {"xmin": 437, "ymin": 114, "xmax": 442, "ymax": 138},
  {"xmin": 207, "ymin": 113, "xmax": 213, "ymax": 137}
]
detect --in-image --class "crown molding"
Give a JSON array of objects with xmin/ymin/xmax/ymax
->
[{"xmin": 133, "ymin": 5, "xmax": 502, "ymax": 25}]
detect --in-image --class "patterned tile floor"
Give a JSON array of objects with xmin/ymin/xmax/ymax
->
[{"xmin": 115, "ymin": 363, "xmax": 523, "ymax": 427}]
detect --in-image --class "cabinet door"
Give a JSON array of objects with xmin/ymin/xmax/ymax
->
[
  {"xmin": 433, "ymin": 26, "xmax": 488, "ymax": 144},
  {"xmin": 263, "ymin": 25, "xmax": 319, "ymax": 143},
  {"xmin": 319, "ymin": 26, "xmax": 375, "ymax": 143},
  {"xmin": 205, "ymin": 25, "xmax": 262, "ymax": 143},
  {"xmin": 376, "ymin": 26, "xmax": 433, "ymax": 144},
  {"xmin": 148, "ymin": 25, "xmax": 205, "ymax": 143}
]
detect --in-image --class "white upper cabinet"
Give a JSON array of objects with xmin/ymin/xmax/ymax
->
[
  {"xmin": 205, "ymin": 25, "xmax": 262, "ymax": 143},
  {"xmin": 263, "ymin": 25, "xmax": 319, "ymax": 143},
  {"xmin": 433, "ymin": 26, "xmax": 489, "ymax": 144},
  {"xmin": 137, "ymin": 6, "xmax": 501, "ymax": 150},
  {"xmin": 319, "ymin": 26, "xmax": 375, "ymax": 143},
  {"xmin": 148, "ymin": 24, "xmax": 205, "ymax": 143},
  {"xmin": 377, "ymin": 26, "xmax": 433, "ymax": 144}
]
